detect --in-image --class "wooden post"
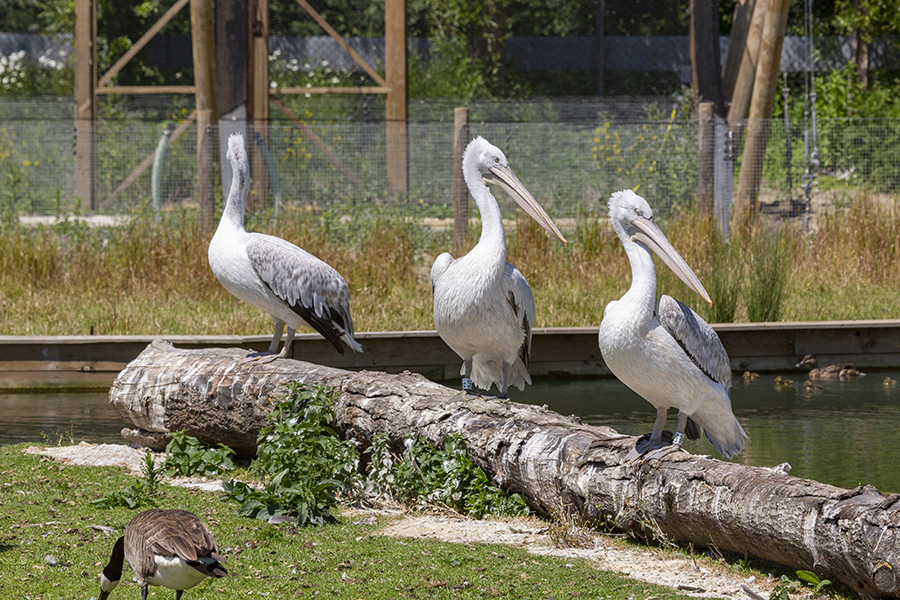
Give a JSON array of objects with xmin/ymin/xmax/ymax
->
[
  {"xmin": 733, "ymin": 0, "xmax": 790, "ymax": 221},
  {"xmin": 690, "ymin": 0, "xmax": 725, "ymax": 116},
  {"xmin": 726, "ymin": 0, "xmax": 767, "ymax": 123},
  {"xmin": 721, "ymin": 0, "xmax": 755, "ymax": 105},
  {"xmin": 385, "ymin": 0, "xmax": 408, "ymax": 198},
  {"xmin": 452, "ymin": 107, "xmax": 469, "ymax": 257},
  {"xmin": 74, "ymin": 0, "xmax": 96, "ymax": 210},
  {"xmin": 249, "ymin": 0, "xmax": 270, "ymax": 208},
  {"xmin": 698, "ymin": 102, "xmax": 715, "ymax": 216},
  {"xmin": 595, "ymin": 0, "xmax": 604, "ymax": 96},
  {"xmin": 191, "ymin": 0, "xmax": 218, "ymax": 230}
]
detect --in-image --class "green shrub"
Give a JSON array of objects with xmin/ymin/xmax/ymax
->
[
  {"xmin": 391, "ymin": 434, "xmax": 531, "ymax": 518},
  {"xmin": 222, "ymin": 383, "xmax": 360, "ymax": 525},
  {"xmin": 163, "ymin": 430, "xmax": 235, "ymax": 478}
]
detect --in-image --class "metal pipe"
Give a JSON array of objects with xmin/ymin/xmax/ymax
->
[
  {"xmin": 252, "ymin": 131, "xmax": 283, "ymax": 218},
  {"xmin": 151, "ymin": 124, "xmax": 175, "ymax": 212}
]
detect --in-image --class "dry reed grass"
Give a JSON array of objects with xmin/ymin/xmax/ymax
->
[{"xmin": 0, "ymin": 195, "xmax": 897, "ymax": 337}]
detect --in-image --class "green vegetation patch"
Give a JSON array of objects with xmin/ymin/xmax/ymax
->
[{"xmin": 0, "ymin": 443, "xmax": 706, "ymax": 600}]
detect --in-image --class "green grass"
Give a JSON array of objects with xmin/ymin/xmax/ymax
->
[
  {"xmin": 0, "ymin": 444, "xmax": 712, "ymax": 600},
  {"xmin": 0, "ymin": 195, "xmax": 898, "ymax": 337}
]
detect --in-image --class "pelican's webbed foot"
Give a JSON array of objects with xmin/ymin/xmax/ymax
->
[
  {"xmin": 240, "ymin": 351, "xmax": 280, "ymax": 366},
  {"xmin": 624, "ymin": 431, "xmax": 686, "ymax": 463}
]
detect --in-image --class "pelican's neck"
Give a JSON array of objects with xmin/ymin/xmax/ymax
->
[
  {"xmin": 620, "ymin": 235, "xmax": 658, "ymax": 319},
  {"xmin": 464, "ymin": 163, "xmax": 506, "ymax": 269},
  {"xmin": 221, "ymin": 159, "xmax": 249, "ymax": 230}
]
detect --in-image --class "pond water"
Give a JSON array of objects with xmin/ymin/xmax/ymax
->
[{"xmin": 2, "ymin": 370, "xmax": 899, "ymax": 493}]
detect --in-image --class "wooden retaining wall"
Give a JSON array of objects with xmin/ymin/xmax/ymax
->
[{"xmin": 1, "ymin": 320, "xmax": 899, "ymax": 391}]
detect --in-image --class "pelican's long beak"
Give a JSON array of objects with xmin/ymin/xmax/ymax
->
[
  {"xmin": 485, "ymin": 165, "xmax": 568, "ymax": 247},
  {"xmin": 631, "ymin": 216, "xmax": 712, "ymax": 306}
]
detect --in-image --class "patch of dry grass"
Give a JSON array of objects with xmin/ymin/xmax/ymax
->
[{"xmin": 1, "ymin": 195, "xmax": 898, "ymax": 337}]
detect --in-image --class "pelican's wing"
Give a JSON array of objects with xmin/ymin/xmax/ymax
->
[
  {"xmin": 245, "ymin": 233, "xmax": 358, "ymax": 354},
  {"xmin": 430, "ymin": 252, "xmax": 455, "ymax": 293},
  {"xmin": 501, "ymin": 262, "xmax": 535, "ymax": 368},
  {"xmin": 656, "ymin": 295, "xmax": 732, "ymax": 389}
]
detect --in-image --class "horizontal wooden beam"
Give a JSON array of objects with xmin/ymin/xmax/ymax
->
[
  {"xmin": 96, "ymin": 85, "xmax": 196, "ymax": 95},
  {"xmin": 271, "ymin": 86, "xmax": 389, "ymax": 95}
]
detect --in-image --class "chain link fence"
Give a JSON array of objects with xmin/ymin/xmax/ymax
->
[{"xmin": 2, "ymin": 93, "xmax": 899, "ymax": 224}]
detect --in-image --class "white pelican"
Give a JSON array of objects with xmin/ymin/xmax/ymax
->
[
  {"xmin": 99, "ymin": 508, "xmax": 226, "ymax": 600},
  {"xmin": 431, "ymin": 137, "xmax": 567, "ymax": 397},
  {"xmin": 208, "ymin": 133, "xmax": 362, "ymax": 359},
  {"xmin": 598, "ymin": 190, "xmax": 747, "ymax": 459}
]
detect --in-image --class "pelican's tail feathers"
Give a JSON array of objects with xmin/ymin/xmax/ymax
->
[
  {"xmin": 506, "ymin": 357, "xmax": 532, "ymax": 392},
  {"xmin": 467, "ymin": 356, "xmax": 532, "ymax": 393},
  {"xmin": 691, "ymin": 402, "xmax": 748, "ymax": 459},
  {"xmin": 342, "ymin": 332, "xmax": 363, "ymax": 354},
  {"xmin": 469, "ymin": 358, "xmax": 502, "ymax": 392},
  {"xmin": 702, "ymin": 416, "xmax": 748, "ymax": 459}
]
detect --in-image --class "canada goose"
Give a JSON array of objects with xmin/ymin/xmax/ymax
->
[
  {"xmin": 99, "ymin": 509, "xmax": 226, "ymax": 600},
  {"xmin": 796, "ymin": 354, "xmax": 864, "ymax": 379}
]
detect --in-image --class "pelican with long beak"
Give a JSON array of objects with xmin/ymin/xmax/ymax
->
[
  {"xmin": 598, "ymin": 190, "xmax": 747, "ymax": 460},
  {"xmin": 431, "ymin": 137, "xmax": 567, "ymax": 397}
]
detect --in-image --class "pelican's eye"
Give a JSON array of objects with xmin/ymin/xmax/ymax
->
[
  {"xmin": 635, "ymin": 208, "xmax": 644, "ymax": 218},
  {"xmin": 493, "ymin": 157, "xmax": 500, "ymax": 164}
]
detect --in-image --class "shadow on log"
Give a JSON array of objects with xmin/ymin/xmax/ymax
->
[{"xmin": 111, "ymin": 340, "xmax": 900, "ymax": 598}]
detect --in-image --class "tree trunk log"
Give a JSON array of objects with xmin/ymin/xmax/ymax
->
[{"xmin": 110, "ymin": 341, "xmax": 900, "ymax": 598}]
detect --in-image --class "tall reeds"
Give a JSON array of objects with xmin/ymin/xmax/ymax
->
[{"xmin": 0, "ymin": 194, "xmax": 897, "ymax": 336}]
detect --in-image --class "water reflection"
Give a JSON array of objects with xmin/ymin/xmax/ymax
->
[
  {"xmin": 0, "ymin": 392, "xmax": 126, "ymax": 447},
  {"xmin": 509, "ymin": 371, "xmax": 900, "ymax": 493}
]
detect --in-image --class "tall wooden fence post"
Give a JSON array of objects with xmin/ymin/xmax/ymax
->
[
  {"xmin": 74, "ymin": 0, "xmax": 96, "ymax": 210},
  {"xmin": 733, "ymin": 0, "xmax": 790, "ymax": 222},
  {"xmin": 385, "ymin": 0, "xmax": 408, "ymax": 198},
  {"xmin": 452, "ymin": 107, "xmax": 469, "ymax": 257},
  {"xmin": 191, "ymin": 0, "xmax": 218, "ymax": 230},
  {"xmin": 698, "ymin": 102, "xmax": 715, "ymax": 217}
]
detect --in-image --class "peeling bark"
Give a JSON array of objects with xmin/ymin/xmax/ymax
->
[{"xmin": 110, "ymin": 341, "xmax": 900, "ymax": 598}]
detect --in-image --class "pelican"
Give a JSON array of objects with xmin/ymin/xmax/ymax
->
[
  {"xmin": 598, "ymin": 190, "xmax": 747, "ymax": 460},
  {"xmin": 208, "ymin": 133, "xmax": 362, "ymax": 359},
  {"xmin": 99, "ymin": 509, "xmax": 226, "ymax": 599},
  {"xmin": 431, "ymin": 137, "xmax": 567, "ymax": 397},
  {"xmin": 796, "ymin": 354, "xmax": 864, "ymax": 379}
]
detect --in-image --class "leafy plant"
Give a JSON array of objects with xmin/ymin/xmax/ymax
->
[
  {"xmin": 392, "ymin": 434, "xmax": 531, "ymax": 518},
  {"xmin": 92, "ymin": 451, "xmax": 162, "ymax": 509},
  {"xmin": 797, "ymin": 570, "xmax": 832, "ymax": 594},
  {"xmin": 163, "ymin": 430, "xmax": 235, "ymax": 478},
  {"xmin": 222, "ymin": 383, "xmax": 360, "ymax": 525}
]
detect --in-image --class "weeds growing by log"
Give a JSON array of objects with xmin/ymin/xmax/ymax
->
[{"xmin": 186, "ymin": 383, "xmax": 532, "ymax": 524}]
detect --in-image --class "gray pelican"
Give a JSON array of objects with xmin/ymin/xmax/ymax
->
[
  {"xmin": 796, "ymin": 354, "xmax": 864, "ymax": 379},
  {"xmin": 99, "ymin": 509, "xmax": 226, "ymax": 599},
  {"xmin": 598, "ymin": 190, "xmax": 747, "ymax": 459},
  {"xmin": 431, "ymin": 137, "xmax": 567, "ymax": 398},
  {"xmin": 208, "ymin": 133, "xmax": 362, "ymax": 359}
]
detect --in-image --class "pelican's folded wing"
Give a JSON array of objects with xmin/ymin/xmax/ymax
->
[
  {"xmin": 501, "ymin": 262, "xmax": 535, "ymax": 368},
  {"xmin": 656, "ymin": 294, "xmax": 732, "ymax": 390},
  {"xmin": 245, "ymin": 233, "xmax": 356, "ymax": 353}
]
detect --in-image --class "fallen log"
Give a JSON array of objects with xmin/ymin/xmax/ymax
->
[{"xmin": 110, "ymin": 340, "xmax": 900, "ymax": 598}]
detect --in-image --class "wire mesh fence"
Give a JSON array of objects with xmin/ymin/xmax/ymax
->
[{"xmin": 2, "ymin": 95, "xmax": 899, "ymax": 224}]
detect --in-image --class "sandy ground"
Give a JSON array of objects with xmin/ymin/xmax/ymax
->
[{"xmin": 25, "ymin": 442, "xmax": 791, "ymax": 600}]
